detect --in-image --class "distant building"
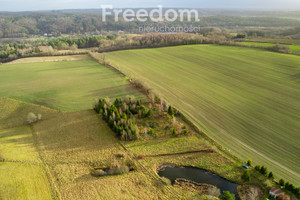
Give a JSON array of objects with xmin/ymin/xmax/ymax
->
[{"xmin": 269, "ymin": 187, "xmax": 284, "ymax": 199}]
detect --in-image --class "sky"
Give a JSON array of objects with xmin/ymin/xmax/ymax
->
[{"xmin": 0, "ymin": 0, "xmax": 300, "ymax": 12}]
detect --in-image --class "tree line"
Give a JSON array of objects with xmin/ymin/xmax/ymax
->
[{"xmin": 242, "ymin": 158, "xmax": 300, "ymax": 198}]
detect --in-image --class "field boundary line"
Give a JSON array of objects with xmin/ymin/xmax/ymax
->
[
  {"xmin": 30, "ymin": 125, "xmax": 62, "ymax": 200},
  {"xmin": 143, "ymin": 149, "xmax": 215, "ymax": 158}
]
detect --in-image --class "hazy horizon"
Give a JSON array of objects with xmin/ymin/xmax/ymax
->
[{"xmin": 1, "ymin": 0, "xmax": 300, "ymax": 12}]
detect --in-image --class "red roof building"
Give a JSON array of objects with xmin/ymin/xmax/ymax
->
[{"xmin": 269, "ymin": 187, "xmax": 284, "ymax": 199}]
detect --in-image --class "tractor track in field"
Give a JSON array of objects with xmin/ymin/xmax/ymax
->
[{"xmin": 143, "ymin": 149, "xmax": 215, "ymax": 158}]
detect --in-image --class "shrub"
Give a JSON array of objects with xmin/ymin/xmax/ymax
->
[
  {"xmin": 155, "ymin": 96, "xmax": 160, "ymax": 103},
  {"xmin": 220, "ymin": 191, "xmax": 235, "ymax": 200},
  {"xmin": 37, "ymin": 114, "xmax": 42, "ymax": 121},
  {"xmin": 145, "ymin": 109, "xmax": 152, "ymax": 118},
  {"xmin": 168, "ymin": 106, "xmax": 175, "ymax": 118},
  {"xmin": 208, "ymin": 187, "xmax": 221, "ymax": 197},
  {"xmin": 235, "ymin": 33, "xmax": 247, "ymax": 39},
  {"xmin": 161, "ymin": 177, "xmax": 171, "ymax": 185},
  {"xmin": 183, "ymin": 129, "xmax": 188, "ymax": 135},
  {"xmin": 241, "ymin": 170, "xmax": 251, "ymax": 182},
  {"xmin": 247, "ymin": 159, "xmax": 252, "ymax": 166},
  {"xmin": 149, "ymin": 128, "xmax": 155, "ymax": 136},
  {"xmin": 107, "ymin": 165, "xmax": 129, "ymax": 175},
  {"xmin": 270, "ymin": 44, "xmax": 290, "ymax": 53},
  {"xmin": 118, "ymin": 165, "xmax": 130, "ymax": 174},
  {"xmin": 91, "ymin": 169, "xmax": 107, "ymax": 177},
  {"xmin": 27, "ymin": 112, "xmax": 37, "ymax": 124},
  {"xmin": 172, "ymin": 129, "xmax": 177, "ymax": 136}
]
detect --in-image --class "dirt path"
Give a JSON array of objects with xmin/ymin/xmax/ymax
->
[{"xmin": 144, "ymin": 149, "xmax": 215, "ymax": 158}]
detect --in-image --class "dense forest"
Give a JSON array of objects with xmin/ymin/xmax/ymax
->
[{"xmin": 1, "ymin": 12, "xmax": 300, "ymax": 38}]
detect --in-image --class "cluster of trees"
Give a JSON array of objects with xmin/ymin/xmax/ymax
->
[
  {"xmin": 279, "ymin": 179, "xmax": 300, "ymax": 197},
  {"xmin": 96, "ymin": 33, "xmax": 226, "ymax": 53},
  {"xmin": 0, "ymin": 13, "xmax": 114, "ymax": 38},
  {"xmin": 280, "ymin": 27, "xmax": 300, "ymax": 39},
  {"xmin": 253, "ymin": 164, "xmax": 300, "ymax": 197},
  {"xmin": 94, "ymin": 97, "xmax": 152, "ymax": 141},
  {"xmin": 254, "ymin": 164, "xmax": 275, "ymax": 180},
  {"xmin": 0, "ymin": 42, "xmax": 38, "ymax": 61},
  {"xmin": 48, "ymin": 36, "xmax": 106, "ymax": 49},
  {"xmin": 0, "ymin": 35, "xmax": 114, "ymax": 62}
]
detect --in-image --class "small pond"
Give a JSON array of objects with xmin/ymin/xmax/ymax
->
[{"xmin": 158, "ymin": 166, "xmax": 239, "ymax": 199}]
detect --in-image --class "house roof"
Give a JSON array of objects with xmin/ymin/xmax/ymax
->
[{"xmin": 270, "ymin": 187, "xmax": 283, "ymax": 195}]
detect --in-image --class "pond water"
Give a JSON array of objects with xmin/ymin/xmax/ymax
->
[{"xmin": 158, "ymin": 166, "xmax": 239, "ymax": 199}]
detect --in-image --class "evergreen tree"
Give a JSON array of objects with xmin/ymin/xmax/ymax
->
[
  {"xmin": 260, "ymin": 166, "xmax": 267, "ymax": 175},
  {"xmin": 268, "ymin": 172, "xmax": 274, "ymax": 179},
  {"xmin": 241, "ymin": 170, "xmax": 251, "ymax": 182},
  {"xmin": 247, "ymin": 159, "xmax": 252, "ymax": 166},
  {"xmin": 254, "ymin": 165, "xmax": 261, "ymax": 171},
  {"xmin": 168, "ymin": 106, "xmax": 175, "ymax": 118},
  {"xmin": 279, "ymin": 179, "xmax": 285, "ymax": 186}
]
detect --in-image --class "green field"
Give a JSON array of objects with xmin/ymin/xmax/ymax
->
[
  {"xmin": 104, "ymin": 45, "xmax": 300, "ymax": 185},
  {"xmin": 0, "ymin": 55, "xmax": 144, "ymax": 112},
  {"xmin": 240, "ymin": 41, "xmax": 300, "ymax": 53}
]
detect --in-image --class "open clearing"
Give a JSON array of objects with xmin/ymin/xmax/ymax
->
[
  {"xmin": 0, "ymin": 55, "xmax": 144, "ymax": 112},
  {"xmin": 104, "ymin": 45, "xmax": 300, "ymax": 185}
]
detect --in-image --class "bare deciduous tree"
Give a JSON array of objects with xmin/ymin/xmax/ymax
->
[{"xmin": 27, "ymin": 112, "xmax": 37, "ymax": 124}]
